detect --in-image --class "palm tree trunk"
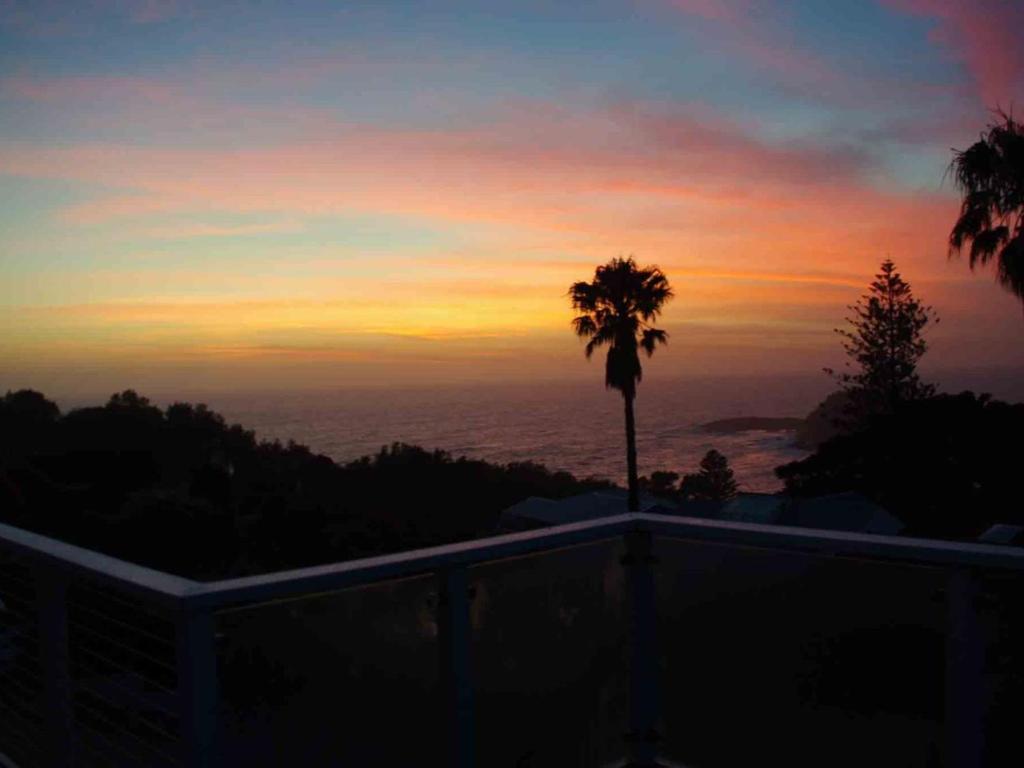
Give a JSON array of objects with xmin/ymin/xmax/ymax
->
[{"xmin": 623, "ymin": 390, "xmax": 639, "ymax": 511}]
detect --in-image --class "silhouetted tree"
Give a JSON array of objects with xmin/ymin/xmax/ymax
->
[
  {"xmin": 0, "ymin": 390, "xmax": 62, "ymax": 513},
  {"xmin": 569, "ymin": 257, "xmax": 673, "ymax": 510},
  {"xmin": 948, "ymin": 111, "xmax": 1024, "ymax": 303},
  {"xmin": 0, "ymin": 389, "xmax": 60, "ymax": 459},
  {"xmin": 107, "ymin": 389, "xmax": 157, "ymax": 412},
  {"xmin": 638, "ymin": 470, "xmax": 680, "ymax": 498},
  {"xmin": 826, "ymin": 259, "xmax": 936, "ymax": 420},
  {"xmin": 679, "ymin": 449, "xmax": 737, "ymax": 502},
  {"xmin": 0, "ymin": 388, "xmax": 60, "ymax": 423}
]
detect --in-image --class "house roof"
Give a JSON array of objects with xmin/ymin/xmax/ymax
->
[
  {"xmin": 500, "ymin": 489, "xmax": 905, "ymax": 537},
  {"xmin": 720, "ymin": 493, "xmax": 786, "ymax": 524},
  {"xmin": 978, "ymin": 524, "xmax": 1024, "ymax": 545},
  {"xmin": 676, "ymin": 493, "xmax": 784, "ymax": 524},
  {"xmin": 783, "ymin": 492, "xmax": 904, "ymax": 535},
  {"xmin": 499, "ymin": 489, "xmax": 671, "ymax": 530}
]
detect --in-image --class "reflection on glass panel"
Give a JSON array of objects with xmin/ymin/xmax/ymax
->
[
  {"xmin": 655, "ymin": 537, "xmax": 946, "ymax": 768},
  {"xmin": 215, "ymin": 574, "xmax": 438, "ymax": 766},
  {"xmin": 470, "ymin": 539, "xmax": 627, "ymax": 767}
]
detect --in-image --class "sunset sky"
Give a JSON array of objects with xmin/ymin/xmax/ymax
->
[{"xmin": 2, "ymin": 0, "xmax": 1023, "ymax": 395}]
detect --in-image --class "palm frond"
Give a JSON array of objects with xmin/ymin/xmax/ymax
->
[
  {"xmin": 572, "ymin": 314, "xmax": 597, "ymax": 338},
  {"xmin": 568, "ymin": 281, "xmax": 596, "ymax": 311},
  {"xmin": 995, "ymin": 233, "xmax": 1024, "ymax": 300},
  {"xmin": 949, "ymin": 192, "xmax": 993, "ymax": 256},
  {"xmin": 969, "ymin": 225, "xmax": 1009, "ymax": 268},
  {"xmin": 640, "ymin": 328, "xmax": 668, "ymax": 356},
  {"xmin": 567, "ymin": 255, "xmax": 674, "ymax": 389},
  {"xmin": 948, "ymin": 112, "xmax": 1024, "ymax": 301},
  {"xmin": 584, "ymin": 324, "xmax": 616, "ymax": 358}
]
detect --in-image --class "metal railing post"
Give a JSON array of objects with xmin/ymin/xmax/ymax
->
[
  {"xmin": 437, "ymin": 566, "xmax": 475, "ymax": 768},
  {"xmin": 176, "ymin": 606, "xmax": 218, "ymax": 768},
  {"xmin": 36, "ymin": 569, "xmax": 75, "ymax": 767},
  {"xmin": 623, "ymin": 529, "xmax": 660, "ymax": 766},
  {"xmin": 945, "ymin": 567, "xmax": 984, "ymax": 768}
]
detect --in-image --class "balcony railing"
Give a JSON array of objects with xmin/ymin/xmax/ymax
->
[{"xmin": 1, "ymin": 513, "xmax": 1022, "ymax": 767}]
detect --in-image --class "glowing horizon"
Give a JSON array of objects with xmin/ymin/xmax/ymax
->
[{"xmin": 2, "ymin": 0, "xmax": 1023, "ymax": 396}]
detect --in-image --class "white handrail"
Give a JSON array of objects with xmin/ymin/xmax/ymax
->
[
  {"xmin": 3, "ymin": 509, "xmax": 1016, "ymax": 768},
  {"xmin": 0, "ymin": 521, "xmax": 194, "ymax": 605},
  {"xmin": 3, "ymin": 512, "xmax": 1024, "ymax": 612}
]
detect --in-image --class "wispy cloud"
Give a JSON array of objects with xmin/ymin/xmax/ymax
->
[
  {"xmin": 884, "ymin": 0, "xmax": 1024, "ymax": 106},
  {"xmin": 0, "ymin": 74, "xmax": 184, "ymax": 104},
  {"xmin": 0, "ymin": 101, "xmax": 890, "ymax": 225},
  {"xmin": 0, "ymin": 97, "xmax": 958, "ymax": 292},
  {"xmin": 0, "ymin": 0, "xmax": 185, "ymax": 36},
  {"xmin": 667, "ymin": 0, "xmax": 751, "ymax": 22},
  {"xmin": 142, "ymin": 219, "xmax": 304, "ymax": 239},
  {"xmin": 661, "ymin": 0, "xmax": 987, "ymax": 117}
]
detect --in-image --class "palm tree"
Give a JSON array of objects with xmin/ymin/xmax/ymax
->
[
  {"xmin": 948, "ymin": 111, "xmax": 1024, "ymax": 303},
  {"xmin": 569, "ymin": 257, "xmax": 673, "ymax": 511}
]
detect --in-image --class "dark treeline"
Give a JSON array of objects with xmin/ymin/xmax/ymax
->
[
  {"xmin": 0, "ymin": 389, "xmax": 612, "ymax": 579},
  {"xmin": 777, "ymin": 391, "xmax": 1024, "ymax": 538}
]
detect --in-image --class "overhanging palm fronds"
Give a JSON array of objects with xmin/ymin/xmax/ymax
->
[{"xmin": 948, "ymin": 111, "xmax": 1024, "ymax": 302}]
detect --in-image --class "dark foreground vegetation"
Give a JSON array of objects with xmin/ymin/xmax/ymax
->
[
  {"xmin": 0, "ymin": 388, "xmax": 611, "ymax": 579},
  {"xmin": 778, "ymin": 391, "xmax": 1024, "ymax": 539}
]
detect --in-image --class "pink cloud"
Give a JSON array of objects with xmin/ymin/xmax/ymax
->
[
  {"xmin": 0, "ymin": 99, "xmax": 959, "ymax": 295},
  {"xmin": 0, "ymin": 0, "xmax": 184, "ymax": 36},
  {"xmin": 608, "ymin": 102, "xmax": 871, "ymax": 184},
  {"xmin": 116, "ymin": 0, "xmax": 180, "ymax": 24},
  {"xmin": 0, "ymin": 102, "xmax": 886, "ymax": 233},
  {"xmin": 660, "ymin": 0, "xmax": 989, "ymax": 117},
  {"xmin": 667, "ymin": 0, "xmax": 751, "ymax": 22},
  {"xmin": 666, "ymin": 1, "xmax": 822, "ymax": 72},
  {"xmin": 1, "ymin": 74, "xmax": 183, "ymax": 104},
  {"xmin": 884, "ymin": 0, "xmax": 1024, "ymax": 106}
]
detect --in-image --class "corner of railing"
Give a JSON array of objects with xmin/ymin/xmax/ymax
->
[
  {"xmin": 0, "ymin": 521, "xmax": 199, "ymax": 607},
  {"xmin": 174, "ymin": 597, "xmax": 219, "ymax": 768},
  {"xmin": 0, "ymin": 522, "xmax": 224, "ymax": 766}
]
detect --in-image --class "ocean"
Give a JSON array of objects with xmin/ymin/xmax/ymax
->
[
  {"xmin": 50, "ymin": 367, "xmax": 1024, "ymax": 493},
  {"xmin": 198, "ymin": 374, "xmax": 839, "ymax": 493}
]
